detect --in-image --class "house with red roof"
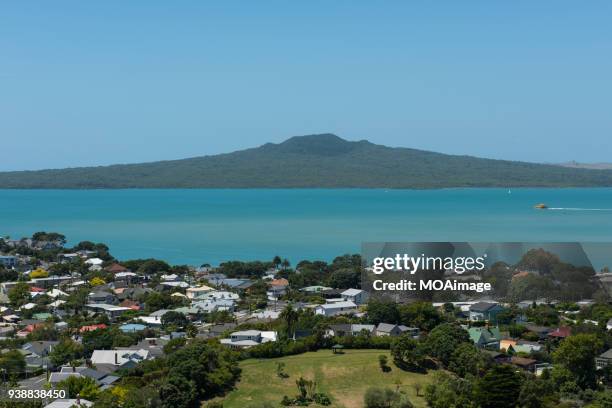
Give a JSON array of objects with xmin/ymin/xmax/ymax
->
[
  {"xmin": 267, "ymin": 278, "xmax": 289, "ymax": 300},
  {"xmin": 119, "ymin": 299, "xmax": 140, "ymax": 311},
  {"xmin": 79, "ymin": 323, "xmax": 108, "ymax": 333},
  {"xmin": 548, "ymin": 326, "xmax": 571, "ymax": 339},
  {"xmin": 106, "ymin": 263, "xmax": 128, "ymax": 274},
  {"xmin": 269, "ymin": 278, "xmax": 289, "ymax": 287},
  {"xmin": 16, "ymin": 322, "xmax": 47, "ymax": 338}
]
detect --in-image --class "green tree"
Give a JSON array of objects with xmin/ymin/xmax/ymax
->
[
  {"xmin": 161, "ymin": 311, "xmax": 188, "ymax": 330},
  {"xmin": 49, "ymin": 338, "xmax": 84, "ymax": 367},
  {"xmin": 56, "ymin": 375, "xmax": 99, "ymax": 399},
  {"xmin": 0, "ymin": 349, "xmax": 26, "ymax": 376},
  {"xmin": 364, "ymin": 386, "xmax": 413, "ymax": 408},
  {"xmin": 398, "ymin": 301, "xmax": 442, "ymax": 331},
  {"xmin": 279, "ymin": 304, "xmax": 299, "ymax": 339},
  {"xmin": 518, "ymin": 377, "xmax": 557, "ymax": 408},
  {"xmin": 424, "ymin": 371, "xmax": 474, "ymax": 408},
  {"xmin": 391, "ymin": 335, "xmax": 425, "ymax": 370},
  {"xmin": 425, "ymin": 323, "xmax": 470, "ymax": 366},
  {"xmin": 449, "ymin": 343, "xmax": 488, "ymax": 378},
  {"xmin": 328, "ymin": 268, "xmax": 360, "ymax": 289},
  {"xmin": 273, "ymin": 256, "xmax": 282, "ymax": 268},
  {"xmin": 553, "ymin": 333, "xmax": 603, "ymax": 389},
  {"xmin": 159, "ymin": 374, "xmax": 197, "ymax": 408},
  {"xmin": 165, "ymin": 339, "xmax": 241, "ymax": 400},
  {"xmin": 8, "ymin": 281, "xmax": 31, "ymax": 307},
  {"xmin": 517, "ymin": 249, "xmax": 561, "ymax": 275},
  {"xmin": 474, "ymin": 365, "xmax": 522, "ymax": 408},
  {"xmin": 367, "ymin": 300, "xmax": 399, "ymax": 325},
  {"xmin": 138, "ymin": 259, "xmax": 172, "ymax": 275}
]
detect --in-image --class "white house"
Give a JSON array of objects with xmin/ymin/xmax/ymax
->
[
  {"xmin": 341, "ymin": 288, "xmax": 368, "ymax": 305},
  {"xmin": 46, "ymin": 289, "xmax": 68, "ymax": 299},
  {"xmin": 85, "ymin": 303, "xmax": 131, "ymax": 320},
  {"xmin": 192, "ymin": 298, "xmax": 235, "ymax": 313},
  {"xmin": 314, "ymin": 301, "xmax": 358, "ymax": 317},
  {"xmin": 200, "ymin": 290, "xmax": 240, "ymax": 301},
  {"xmin": 43, "ymin": 399, "xmax": 93, "ymax": 408},
  {"xmin": 85, "ymin": 258, "xmax": 104, "ymax": 266},
  {"xmin": 220, "ymin": 330, "xmax": 277, "ymax": 349},
  {"xmin": 90, "ymin": 349, "xmax": 150, "ymax": 370},
  {"xmin": 186, "ymin": 285, "xmax": 214, "ymax": 299}
]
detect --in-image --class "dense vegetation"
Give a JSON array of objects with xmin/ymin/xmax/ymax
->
[{"xmin": 2, "ymin": 134, "xmax": 612, "ymax": 188}]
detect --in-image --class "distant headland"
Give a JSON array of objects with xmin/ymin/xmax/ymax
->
[{"xmin": 1, "ymin": 134, "xmax": 612, "ymax": 189}]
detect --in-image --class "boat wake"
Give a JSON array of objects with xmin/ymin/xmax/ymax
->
[{"xmin": 548, "ymin": 207, "xmax": 612, "ymax": 211}]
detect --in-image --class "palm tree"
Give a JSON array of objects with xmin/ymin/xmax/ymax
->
[
  {"xmin": 273, "ymin": 256, "xmax": 282, "ymax": 269},
  {"xmin": 279, "ymin": 304, "xmax": 299, "ymax": 340},
  {"xmin": 281, "ymin": 258, "xmax": 290, "ymax": 270}
]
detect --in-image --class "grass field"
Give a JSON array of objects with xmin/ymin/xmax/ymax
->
[{"xmin": 219, "ymin": 349, "xmax": 434, "ymax": 408}]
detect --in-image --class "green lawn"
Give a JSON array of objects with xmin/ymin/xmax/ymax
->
[{"xmin": 219, "ymin": 349, "xmax": 434, "ymax": 408}]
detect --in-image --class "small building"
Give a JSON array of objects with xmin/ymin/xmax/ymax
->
[
  {"xmin": 118, "ymin": 337, "xmax": 168, "ymax": 359},
  {"xmin": 510, "ymin": 356, "xmax": 537, "ymax": 372},
  {"xmin": 57, "ymin": 366, "xmax": 120, "ymax": 388},
  {"xmin": 79, "ymin": 324, "xmax": 107, "ymax": 333},
  {"xmin": 88, "ymin": 291, "xmax": 117, "ymax": 305},
  {"xmin": 46, "ymin": 289, "xmax": 68, "ymax": 299},
  {"xmin": 85, "ymin": 304, "xmax": 131, "ymax": 320},
  {"xmin": 202, "ymin": 323, "xmax": 237, "ymax": 338},
  {"xmin": 300, "ymin": 285, "xmax": 333, "ymax": 294},
  {"xmin": 596, "ymin": 349, "xmax": 612, "ymax": 369},
  {"xmin": 85, "ymin": 258, "xmax": 103, "ymax": 266},
  {"xmin": 22, "ymin": 341, "xmax": 59, "ymax": 369},
  {"xmin": 43, "ymin": 399, "xmax": 93, "ymax": 408},
  {"xmin": 375, "ymin": 323, "xmax": 419, "ymax": 338},
  {"xmin": 484, "ymin": 350, "xmax": 510, "ymax": 364},
  {"xmin": 314, "ymin": 301, "xmax": 358, "ymax": 317},
  {"xmin": 341, "ymin": 288, "xmax": 368, "ymax": 305},
  {"xmin": 119, "ymin": 299, "xmax": 140, "ymax": 310},
  {"xmin": 468, "ymin": 326, "xmax": 502, "ymax": 349},
  {"xmin": 267, "ymin": 286, "xmax": 287, "ymax": 301},
  {"xmin": 548, "ymin": 326, "xmax": 571, "ymax": 340},
  {"xmin": 90, "ymin": 349, "xmax": 150, "ymax": 372},
  {"xmin": 185, "ymin": 285, "xmax": 214, "ymax": 299},
  {"xmin": 220, "ymin": 330, "xmax": 277, "ymax": 349},
  {"xmin": 120, "ymin": 323, "xmax": 147, "ymax": 333},
  {"xmin": 192, "ymin": 298, "xmax": 235, "ymax": 313},
  {"xmin": 500, "ymin": 338, "xmax": 542, "ymax": 353},
  {"xmin": 523, "ymin": 324, "xmax": 552, "ymax": 339},
  {"xmin": 326, "ymin": 324, "xmax": 375, "ymax": 337},
  {"xmin": 209, "ymin": 277, "xmax": 254, "ymax": 291},
  {"xmin": 469, "ymin": 302, "xmax": 506, "ymax": 324},
  {"xmin": 106, "ymin": 263, "xmax": 128, "ymax": 274},
  {"xmin": 0, "ymin": 256, "xmax": 17, "ymax": 268}
]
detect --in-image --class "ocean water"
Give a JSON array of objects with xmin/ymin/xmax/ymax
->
[{"xmin": 0, "ymin": 188, "xmax": 611, "ymax": 266}]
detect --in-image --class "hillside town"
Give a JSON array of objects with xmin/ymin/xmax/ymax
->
[{"xmin": 0, "ymin": 233, "xmax": 611, "ymax": 408}]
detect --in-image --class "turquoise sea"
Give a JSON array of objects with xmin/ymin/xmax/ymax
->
[{"xmin": 1, "ymin": 188, "xmax": 611, "ymax": 266}]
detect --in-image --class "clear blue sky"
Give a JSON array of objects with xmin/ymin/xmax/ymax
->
[{"xmin": 1, "ymin": 1, "xmax": 611, "ymax": 171}]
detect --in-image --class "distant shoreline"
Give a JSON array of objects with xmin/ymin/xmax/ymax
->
[
  {"xmin": 2, "ymin": 186, "xmax": 612, "ymax": 191},
  {"xmin": 2, "ymin": 134, "xmax": 612, "ymax": 189}
]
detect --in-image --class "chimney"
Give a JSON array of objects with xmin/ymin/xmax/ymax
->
[
  {"xmin": 114, "ymin": 352, "xmax": 118, "ymax": 365},
  {"xmin": 72, "ymin": 365, "xmax": 75, "ymax": 372},
  {"xmin": 76, "ymin": 394, "xmax": 81, "ymax": 405}
]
